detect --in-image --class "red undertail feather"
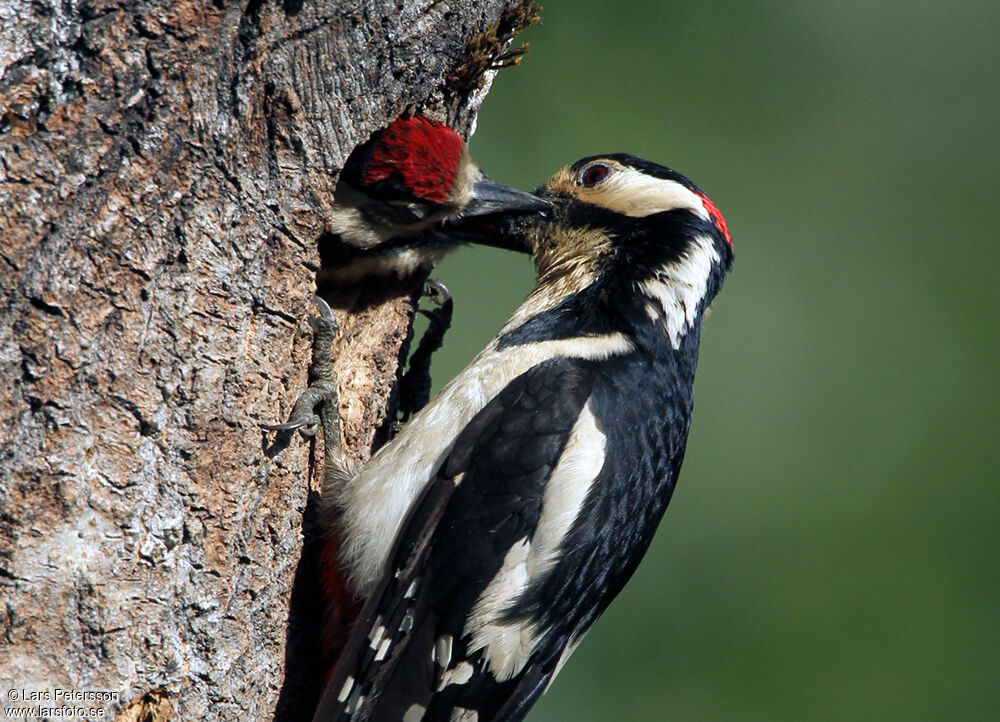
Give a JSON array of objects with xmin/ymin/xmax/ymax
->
[
  {"xmin": 317, "ymin": 528, "xmax": 362, "ymax": 687},
  {"xmin": 362, "ymin": 116, "xmax": 464, "ymax": 204}
]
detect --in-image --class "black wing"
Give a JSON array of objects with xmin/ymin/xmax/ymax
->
[{"xmin": 313, "ymin": 357, "xmax": 597, "ymax": 722}]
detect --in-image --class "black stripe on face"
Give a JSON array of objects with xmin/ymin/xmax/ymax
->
[
  {"xmin": 498, "ymin": 206, "xmax": 728, "ymax": 354},
  {"xmin": 537, "ymin": 201, "xmax": 721, "ymax": 278}
]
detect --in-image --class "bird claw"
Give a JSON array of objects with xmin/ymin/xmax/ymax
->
[
  {"xmin": 262, "ymin": 295, "xmax": 342, "ymax": 448},
  {"xmin": 417, "ymin": 279, "xmax": 453, "ymax": 329},
  {"xmin": 308, "ymin": 294, "xmax": 337, "ymax": 333},
  {"xmin": 423, "ymin": 278, "xmax": 451, "ymax": 307},
  {"xmin": 260, "ymin": 419, "xmax": 313, "ymax": 433}
]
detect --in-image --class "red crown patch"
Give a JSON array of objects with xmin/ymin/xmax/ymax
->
[{"xmin": 362, "ymin": 117, "xmax": 464, "ymax": 204}]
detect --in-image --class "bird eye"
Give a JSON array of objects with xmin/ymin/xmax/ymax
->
[{"xmin": 579, "ymin": 163, "xmax": 610, "ymax": 188}]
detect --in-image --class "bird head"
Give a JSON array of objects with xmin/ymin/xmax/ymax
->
[
  {"xmin": 331, "ymin": 116, "xmax": 549, "ymax": 250},
  {"xmin": 509, "ymin": 154, "xmax": 733, "ymax": 349}
]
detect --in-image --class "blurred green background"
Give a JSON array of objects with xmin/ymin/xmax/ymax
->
[{"xmin": 429, "ymin": 1, "xmax": 1000, "ymax": 720}]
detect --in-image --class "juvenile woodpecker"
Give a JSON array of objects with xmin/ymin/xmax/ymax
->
[
  {"xmin": 269, "ymin": 118, "xmax": 547, "ymax": 677},
  {"xmin": 322, "ymin": 115, "xmax": 548, "ymax": 281},
  {"xmin": 304, "ymin": 153, "xmax": 733, "ymax": 721}
]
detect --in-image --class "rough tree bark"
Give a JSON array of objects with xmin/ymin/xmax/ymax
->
[{"xmin": 0, "ymin": 1, "xmax": 536, "ymax": 719}]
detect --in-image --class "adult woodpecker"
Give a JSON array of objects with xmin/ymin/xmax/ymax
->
[
  {"xmin": 322, "ymin": 115, "xmax": 548, "ymax": 282},
  {"xmin": 296, "ymin": 153, "xmax": 733, "ymax": 721}
]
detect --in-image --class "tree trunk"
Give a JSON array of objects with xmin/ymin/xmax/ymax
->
[{"xmin": 0, "ymin": 1, "xmax": 534, "ymax": 719}]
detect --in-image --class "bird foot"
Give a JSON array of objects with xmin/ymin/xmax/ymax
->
[
  {"xmin": 262, "ymin": 295, "xmax": 342, "ymax": 455},
  {"xmin": 398, "ymin": 279, "xmax": 454, "ymax": 423}
]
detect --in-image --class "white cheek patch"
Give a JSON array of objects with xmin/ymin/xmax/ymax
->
[
  {"xmin": 327, "ymin": 205, "xmax": 386, "ymax": 248},
  {"xmin": 594, "ymin": 167, "xmax": 710, "ymax": 219},
  {"xmin": 640, "ymin": 234, "xmax": 720, "ymax": 349}
]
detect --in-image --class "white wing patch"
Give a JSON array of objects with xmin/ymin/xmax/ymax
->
[
  {"xmin": 463, "ymin": 537, "xmax": 534, "ymax": 681},
  {"xmin": 334, "ymin": 335, "xmax": 630, "ymax": 596},
  {"xmin": 438, "ymin": 660, "xmax": 475, "ymax": 690},
  {"xmin": 640, "ymin": 234, "xmax": 720, "ymax": 349},
  {"xmin": 403, "ymin": 704, "xmax": 426, "ymax": 722},
  {"xmin": 337, "ymin": 676, "xmax": 355, "ymax": 703},
  {"xmin": 368, "ymin": 623, "xmax": 386, "ymax": 650},
  {"xmin": 463, "ymin": 401, "xmax": 607, "ymax": 681},
  {"xmin": 435, "ymin": 634, "xmax": 454, "ymax": 669},
  {"xmin": 528, "ymin": 401, "xmax": 606, "ymax": 579}
]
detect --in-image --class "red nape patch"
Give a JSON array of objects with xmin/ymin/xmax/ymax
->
[
  {"xmin": 362, "ymin": 116, "xmax": 464, "ymax": 204},
  {"xmin": 696, "ymin": 190, "xmax": 733, "ymax": 247}
]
